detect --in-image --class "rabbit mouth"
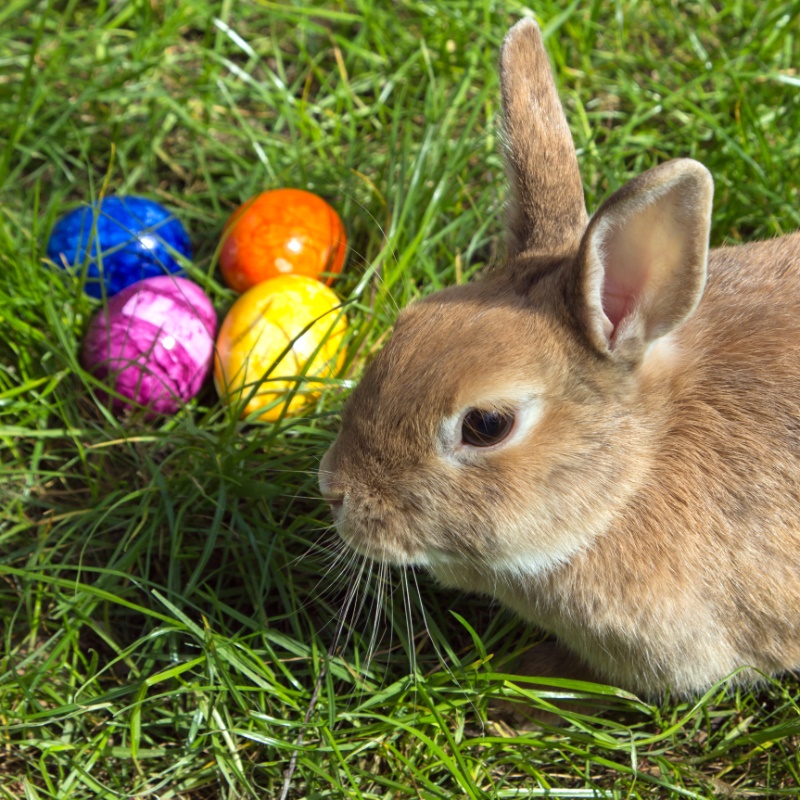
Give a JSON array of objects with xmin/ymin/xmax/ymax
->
[
  {"xmin": 331, "ymin": 505, "xmax": 434, "ymax": 566},
  {"xmin": 339, "ymin": 531, "xmax": 429, "ymax": 567}
]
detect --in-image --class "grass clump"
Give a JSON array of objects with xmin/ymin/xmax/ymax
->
[{"xmin": 2, "ymin": 0, "xmax": 800, "ymax": 798}]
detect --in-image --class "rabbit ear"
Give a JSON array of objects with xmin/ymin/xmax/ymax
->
[
  {"xmin": 500, "ymin": 18, "xmax": 588, "ymax": 258},
  {"xmin": 575, "ymin": 159, "xmax": 714, "ymax": 358}
]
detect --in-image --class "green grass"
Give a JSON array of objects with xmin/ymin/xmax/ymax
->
[{"xmin": 2, "ymin": 0, "xmax": 800, "ymax": 797}]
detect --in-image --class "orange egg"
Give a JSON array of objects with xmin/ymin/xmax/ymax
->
[
  {"xmin": 219, "ymin": 189, "xmax": 347, "ymax": 292},
  {"xmin": 214, "ymin": 275, "xmax": 347, "ymax": 421}
]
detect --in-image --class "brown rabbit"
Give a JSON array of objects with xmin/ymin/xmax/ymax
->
[{"xmin": 318, "ymin": 18, "xmax": 800, "ymax": 698}]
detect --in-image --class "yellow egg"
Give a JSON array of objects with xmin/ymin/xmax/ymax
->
[{"xmin": 214, "ymin": 275, "xmax": 347, "ymax": 421}]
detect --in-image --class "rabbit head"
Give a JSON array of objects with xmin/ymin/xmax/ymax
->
[{"xmin": 320, "ymin": 18, "xmax": 713, "ymax": 582}]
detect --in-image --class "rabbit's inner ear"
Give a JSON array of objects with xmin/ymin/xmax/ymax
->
[
  {"xmin": 577, "ymin": 159, "xmax": 714, "ymax": 357},
  {"xmin": 600, "ymin": 200, "xmax": 681, "ymax": 335}
]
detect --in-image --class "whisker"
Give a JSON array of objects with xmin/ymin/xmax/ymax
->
[
  {"xmin": 331, "ymin": 554, "xmax": 367, "ymax": 650},
  {"xmin": 364, "ymin": 559, "xmax": 389, "ymax": 676},
  {"xmin": 399, "ymin": 569, "xmax": 418, "ymax": 686},
  {"xmin": 409, "ymin": 566, "xmax": 482, "ymax": 725}
]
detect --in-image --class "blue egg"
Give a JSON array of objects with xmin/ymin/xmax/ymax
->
[{"xmin": 46, "ymin": 196, "xmax": 192, "ymax": 298}]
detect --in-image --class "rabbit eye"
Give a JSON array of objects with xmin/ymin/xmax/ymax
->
[{"xmin": 461, "ymin": 409, "xmax": 515, "ymax": 447}]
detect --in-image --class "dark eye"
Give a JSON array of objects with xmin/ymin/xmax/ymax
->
[{"xmin": 461, "ymin": 409, "xmax": 515, "ymax": 447}]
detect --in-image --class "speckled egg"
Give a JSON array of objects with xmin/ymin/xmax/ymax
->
[
  {"xmin": 219, "ymin": 189, "xmax": 347, "ymax": 292},
  {"xmin": 214, "ymin": 275, "xmax": 347, "ymax": 421},
  {"xmin": 82, "ymin": 276, "xmax": 217, "ymax": 415},
  {"xmin": 47, "ymin": 196, "xmax": 192, "ymax": 298}
]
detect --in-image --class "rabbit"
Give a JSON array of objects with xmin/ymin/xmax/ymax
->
[{"xmin": 318, "ymin": 17, "xmax": 800, "ymax": 699}]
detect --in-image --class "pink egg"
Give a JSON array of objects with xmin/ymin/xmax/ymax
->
[{"xmin": 82, "ymin": 276, "xmax": 217, "ymax": 415}]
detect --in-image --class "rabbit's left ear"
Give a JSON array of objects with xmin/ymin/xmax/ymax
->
[
  {"xmin": 500, "ymin": 18, "xmax": 588, "ymax": 259},
  {"xmin": 574, "ymin": 158, "xmax": 714, "ymax": 359}
]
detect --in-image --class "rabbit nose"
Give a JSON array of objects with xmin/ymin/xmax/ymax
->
[
  {"xmin": 318, "ymin": 448, "xmax": 346, "ymax": 516},
  {"xmin": 323, "ymin": 491, "xmax": 344, "ymax": 512}
]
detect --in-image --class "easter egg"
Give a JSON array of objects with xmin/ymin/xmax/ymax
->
[
  {"xmin": 82, "ymin": 276, "xmax": 217, "ymax": 415},
  {"xmin": 214, "ymin": 275, "xmax": 347, "ymax": 421},
  {"xmin": 47, "ymin": 196, "xmax": 192, "ymax": 298},
  {"xmin": 219, "ymin": 189, "xmax": 347, "ymax": 292}
]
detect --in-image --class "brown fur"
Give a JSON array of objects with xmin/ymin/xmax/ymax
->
[
  {"xmin": 319, "ymin": 18, "xmax": 800, "ymax": 698},
  {"xmin": 500, "ymin": 19, "xmax": 587, "ymax": 257}
]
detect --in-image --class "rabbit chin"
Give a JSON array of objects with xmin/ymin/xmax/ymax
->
[
  {"xmin": 334, "ymin": 521, "xmax": 430, "ymax": 567},
  {"xmin": 335, "ymin": 508, "xmax": 588, "ymax": 578}
]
